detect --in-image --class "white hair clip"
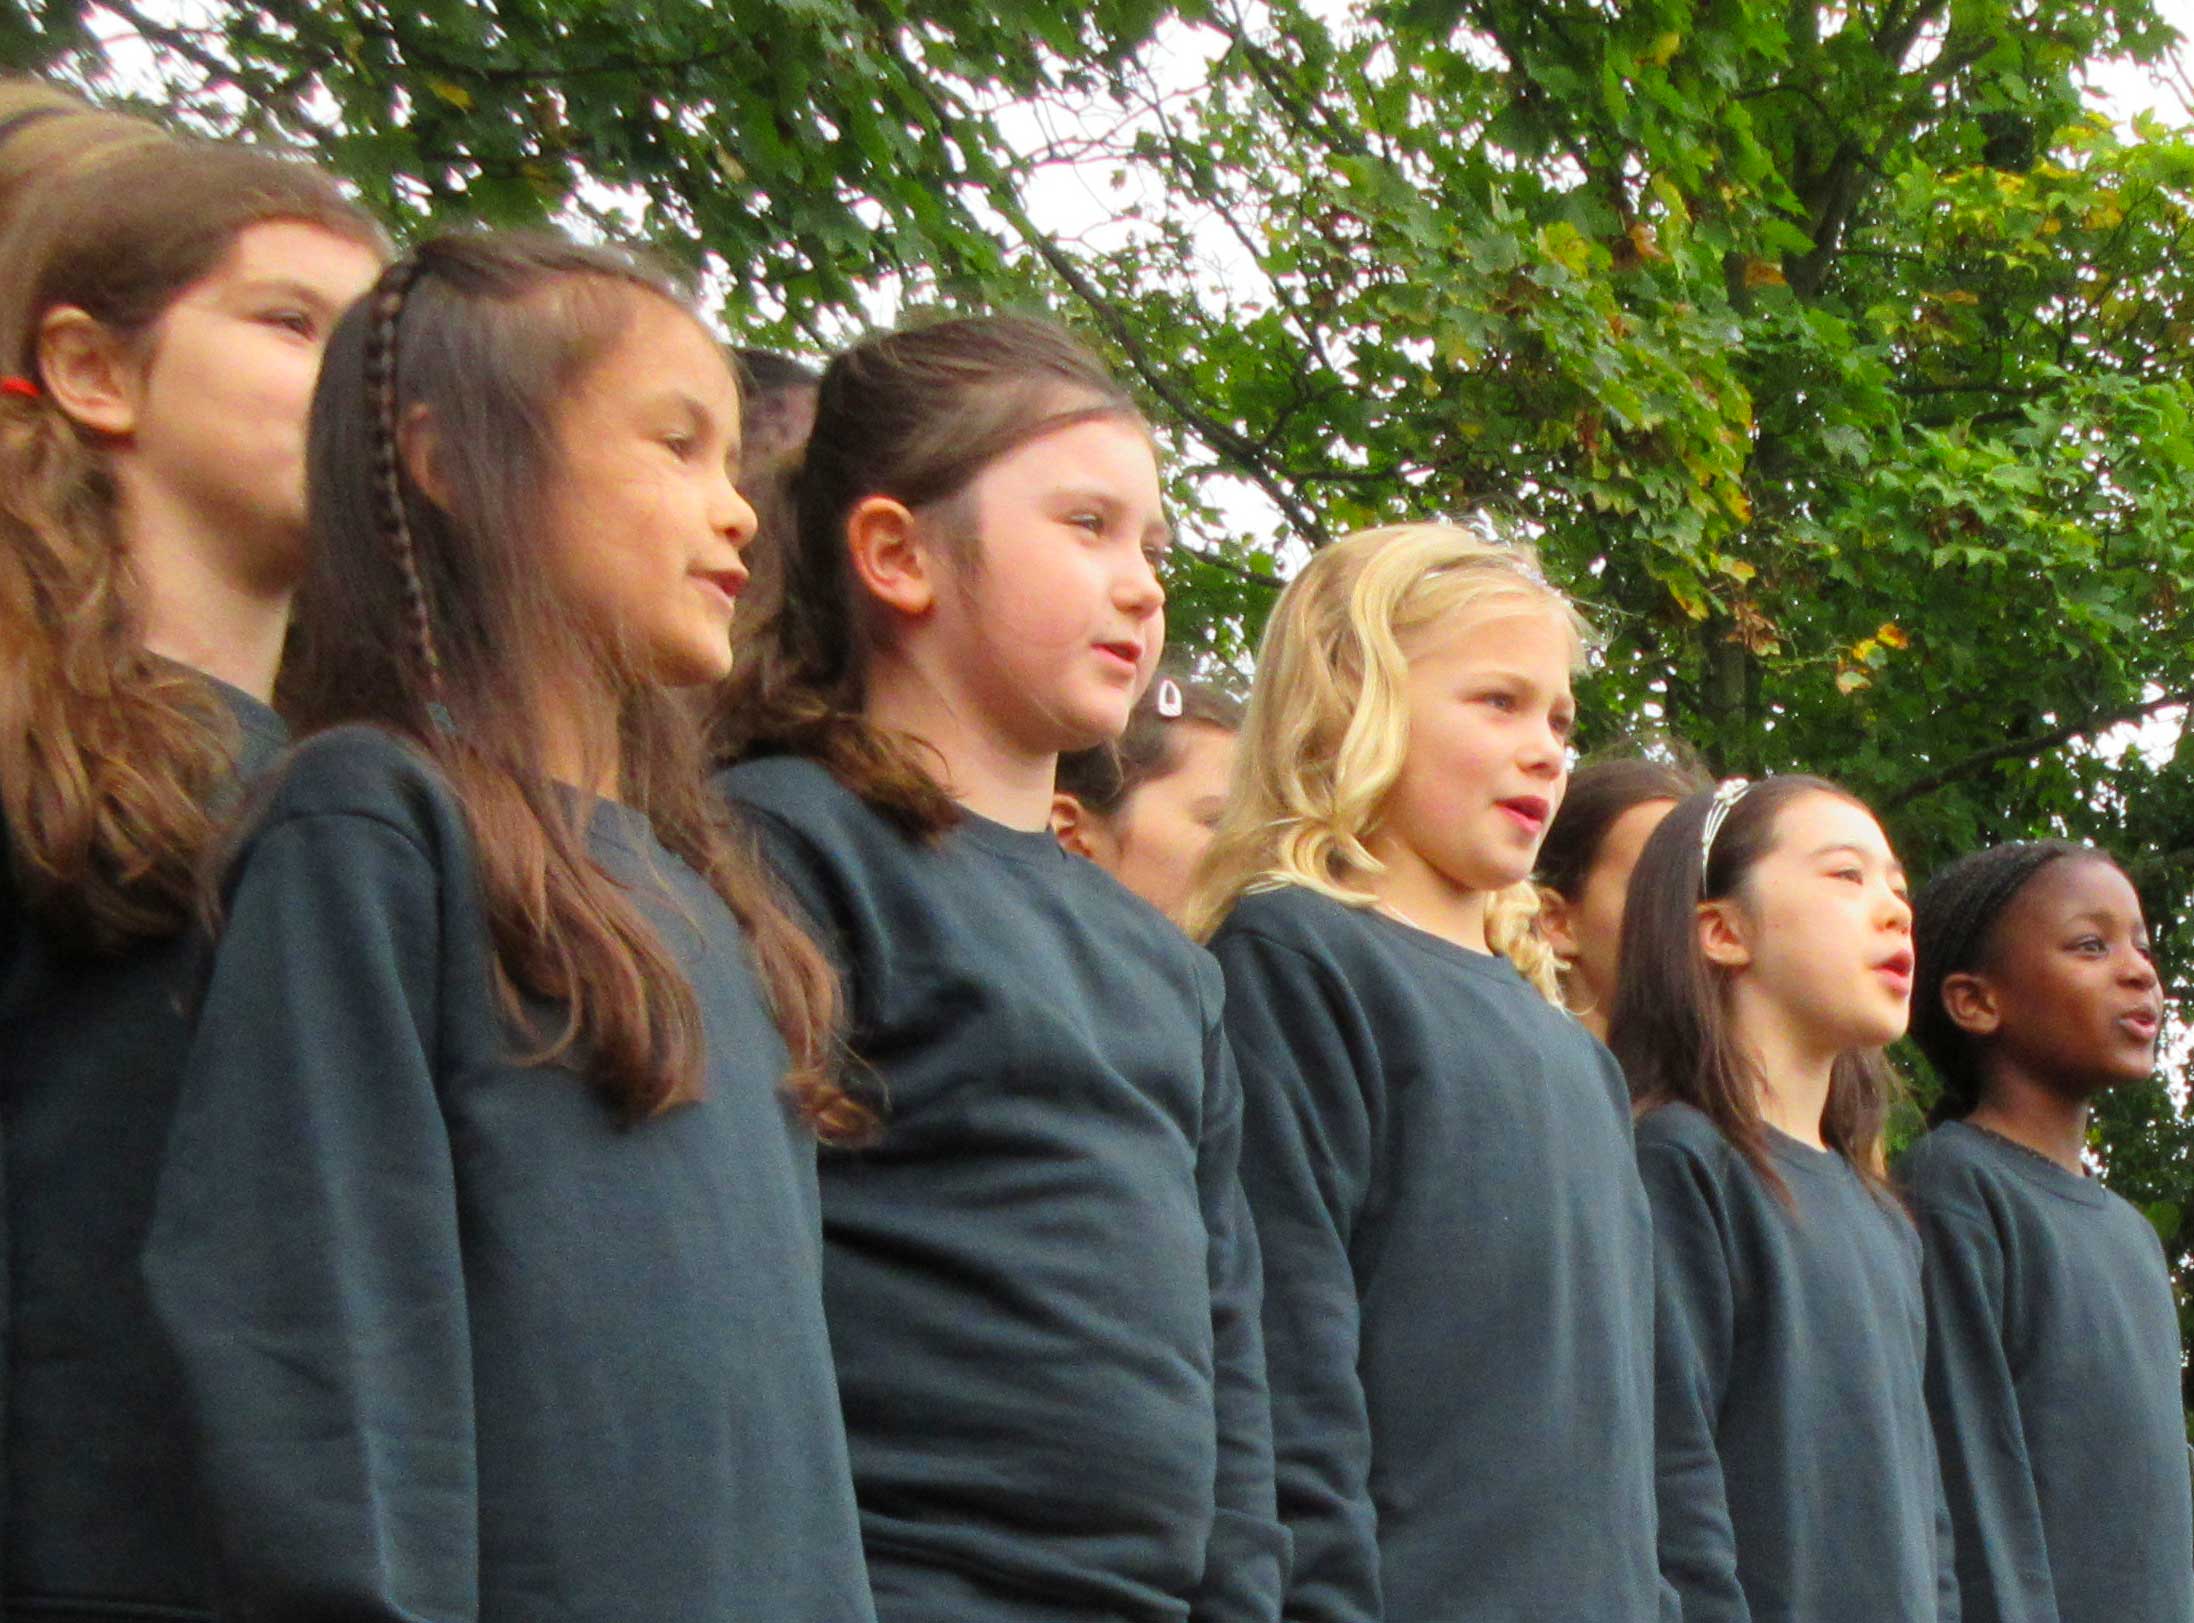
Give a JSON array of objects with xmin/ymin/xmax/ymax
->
[
  {"xmin": 1698, "ymin": 776, "xmax": 1752, "ymax": 890},
  {"xmin": 1154, "ymin": 677, "xmax": 1184, "ymax": 718}
]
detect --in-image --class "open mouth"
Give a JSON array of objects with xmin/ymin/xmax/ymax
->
[
  {"xmin": 1094, "ymin": 641, "xmax": 1142, "ymax": 673},
  {"xmin": 1874, "ymin": 949, "xmax": 1914, "ymax": 993},
  {"xmin": 693, "ymin": 568, "xmax": 747, "ymax": 611},
  {"xmin": 1497, "ymin": 796, "xmax": 1551, "ymax": 834},
  {"xmin": 2119, "ymin": 1006, "xmax": 2163, "ymax": 1041}
]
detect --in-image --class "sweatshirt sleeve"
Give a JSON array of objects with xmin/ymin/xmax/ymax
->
[
  {"xmin": 1213, "ymin": 928, "xmax": 1382, "ymax": 1623},
  {"xmin": 144, "ymin": 809, "xmax": 478, "ymax": 1622},
  {"xmin": 1636, "ymin": 1135, "xmax": 1752, "ymax": 1623},
  {"xmin": 1191, "ymin": 1002, "xmax": 1289, "ymax": 1623},
  {"xmin": 1914, "ymin": 1198, "xmax": 2052, "ymax": 1623}
]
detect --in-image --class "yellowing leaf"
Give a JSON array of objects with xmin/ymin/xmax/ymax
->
[
  {"xmin": 427, "ymin": 77, "xmax": 474, "ymax": 112},
  {"xmin": 1876, "ymin": 622, "xmax": 1909, "ymax": 649},
  {"xmin": 1836, "ymin": 669, "xmax": 1871, "ymax": 694},
  {"xmin": 1741, "ymin": 257, "xmax": 1786, "ymax": 288},
  {"xmin": 1646, "ymin": 31, "xmax": 1681, "ymax": 67}
]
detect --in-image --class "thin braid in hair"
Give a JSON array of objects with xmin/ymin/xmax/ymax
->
[
  {"xmin": 364, "ymin": 253, "xmax": 445, "ymax": 711},
  {"xmin": 1911, "ymin": 840, "xmax": 2088, "ymax": 1123}
]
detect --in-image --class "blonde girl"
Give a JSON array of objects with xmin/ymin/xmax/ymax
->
[{"xmin": 1190, "ymin": 523, "xmax": 1671, "ymax": 1622}]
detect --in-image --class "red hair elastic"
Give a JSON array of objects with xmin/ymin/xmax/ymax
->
[{"xmin": 0, "ymin": 376, "xmax": 39, "ymax": 401}]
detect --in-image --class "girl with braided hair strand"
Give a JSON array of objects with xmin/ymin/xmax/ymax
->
[
  {"xmin": 0, "ymin": 89, "xmax": 381, "ymax": 1619},
  {"xmin": 142, "ymin": 231, "xmax": 877, "ymax": 1621},
  {"xmin": 1901, "ymin": 842, "xmax": 2192, "ymax": 1623},
  {"xmin": 1609, "ymin": 775, "xmax": 1957, "ymax": 1623},
  {"xmin": 1187, "ymin": 523, "xmax": 1673, "ymax": 1623}
]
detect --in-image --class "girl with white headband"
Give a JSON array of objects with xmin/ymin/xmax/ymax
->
[{"xmin": 1609, "ymin": 774, "xmax": 1957, "ymax": 1622}]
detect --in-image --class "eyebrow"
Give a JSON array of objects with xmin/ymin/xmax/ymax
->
[
  {"xmin": 1055, "ymin": 485, "xmax": 1173, "ymax": 547},
  {"xmin": 1806, "ymin": 842, "xmax": 1907, "ymax": 881},
  {"xmin": 232, "ymin": 278, "xmax": 350, "ymax": 311},
  {"xmin": 653, "ymin": 390, "xmax": 743, "ymax": 460}
]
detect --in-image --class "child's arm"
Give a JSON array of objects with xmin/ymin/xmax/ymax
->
[
  {"xmin": 145, "ymin": 808, "xmax": 477, "ymax": 1621},
  {"xmin": 1636, "ymin": 1137, "xmax": 1753, "ymax": 1623},
  {"xmin": 1213, "ymin": 929, "xmax": 1382, "ymax": 1623},
  {"xmin": 1914, "ymin": 1199, "xmax": 2051, "ymax": 1623},
  {"xmin": 1190, "ymin": 1005, "xmax": 1289, "ymax": 1623}
]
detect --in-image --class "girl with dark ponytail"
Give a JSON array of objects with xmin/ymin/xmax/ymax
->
[
  {"xmin": 715, "ymin": 312, "xmax": 1285, "ymax": 1622},
  {"xmin": 1903, "ymin": 842, "xmax": 2191, "ymax": 1622},
  {"xmin": 0, "ymin": 88, "xmax": 381, "ymax": 1619},
  {"xmin": 144, "ymin": 231, "xmax": 876, "ymax": 1621},
  {"xmin": 1609, "ymin": 775, "xmax": 1957, "ymax": 1622}
]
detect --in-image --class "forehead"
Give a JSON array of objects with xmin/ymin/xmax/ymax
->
[
  {"xmin": 2003, "ymin": 855, "xmax": 2142, "ymax": 927},
  {"xmin": 1408, "ymin": 598, "xmax": 1580, "ymax": 673},
  {"xmin": 187, "ymin": 217, "xmax": 384, "ymax": 300},
  {"xmin": 1767, "ymin": 789, "xmax": 1894, "ymax": 860},
  {"xmin": 974, "ymin": 413, "xmax": 1162, "ymax": 500},
  {"xmin": 578, "ymin": 295, "xmax": 737, "ymax": 407}
]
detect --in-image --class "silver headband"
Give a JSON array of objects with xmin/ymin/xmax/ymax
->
[{"xmin": 1698, "ymin": 776, "xmax": 1752, "ymax": 890}]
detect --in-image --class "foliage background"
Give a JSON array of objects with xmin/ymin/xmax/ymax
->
[{"xmin": 8, "ymin": 0, "xmax": 2194, "ymax": 1418}]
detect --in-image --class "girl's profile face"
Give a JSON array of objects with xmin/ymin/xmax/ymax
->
[
  {"xmin": 1718, "ymin": 791, "xmax": 1913, "ymax": 1053},
  {"xmin": 1545, "ymin": 797, "xmax": 1675, "ymax": 1022},
  {"xmin": 1367, "ymin": 601, "xmax": 1575, "ymax": 904},
  {"xmin": 1964, "ymin": 857, "xmax": 2163, "ymax": 1094},
  {"xmin": 1080, "ymin": 720, "xmax": 1236, "ymax": 920},
  {"xmin": 924, "ymin": 412, "xmax": 1168, "ymax": 756},
  {"xmin": 543, "ymin": 296, "xmax": 758, "ymax": 687},
  {"xmin": 102, "ymin": 218, "xmax": 382, "ymax": 586}
]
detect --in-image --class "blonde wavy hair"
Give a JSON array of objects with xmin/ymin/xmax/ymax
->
[{"xmin": 1184, "ymin": 522, "xmax": 1590, "ymax": 1001}]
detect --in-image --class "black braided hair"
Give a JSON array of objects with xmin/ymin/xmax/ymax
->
[
  {"xmin": 362, "ymin": 251, "xmax": 443, "ymax": 712},
  {"xmin": 1911, "ymin": 839, "xmax": 2094, "ymax": 1122}
]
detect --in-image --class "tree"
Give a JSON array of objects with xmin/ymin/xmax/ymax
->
[{"xmin": 14, "ymin": 0, "xmax": 2193, "ymax": 1405}]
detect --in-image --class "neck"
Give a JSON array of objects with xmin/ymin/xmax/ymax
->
[
  {"xmin": 1964, "ymin": 1065, "xmax": 2092, "ymax": 1175},
  {"xmin": 1360, "ymin": 838, "xmax": 1492, "ymax": 954},
  {"xmin": 121, "ymin": 492, "xmax": 293, "ymax": 704},
  {"xmin": 862, "ymin": 649, "xmax": 1060, "ymax": 831},
  {"xmin": 533, "ymin": 671, "xmax": 624, "ymax": 802},
  {"xmin": 1730, "ymin": 983, "xmax": 1839, "ymax": 1149},
  {"xmin": 1572, "ymin": 998, "xmax": 1611, "ymax": 1045}
]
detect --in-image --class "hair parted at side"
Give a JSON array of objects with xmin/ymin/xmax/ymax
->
[
  {"xmin": 710, "ymin": 311, "xmax": 1145, "ymax": 834},
  {"xmin": 1181, "ymin": 521, "xmax": 1588, "ymax": 1001},
  {"xmin": 1606, "ymin": 774, "xmax": 1906, "ymax": 1199},
  {"xmin": 1535, "ymin": 750, "xmax": 1709, "ymax": 902},
  {"xmin": 292, "ymin": 229, "xmax": 862, "ymax": 1138},
  {"xmin": 1911, "ymin": 839, "xmax": 2097, "ymax": 1125},
  {"xmin": 1055, "ymin": 664, "xmax": 1242, "ymax": 816},
  {"xmin": 0, "ymin": 96, "xmax": 381, "ymax": 953}
]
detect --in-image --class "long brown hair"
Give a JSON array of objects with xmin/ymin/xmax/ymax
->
[
  {"xmin": 0, "ymin": 97, "xmax": 380, "ymax": 953},
  {"xmin": 1607, "ymin": 775, "xmax": 1905, "ymax": 1199},
  {"xmin": 297, "ymin": 230, "xmax": 859, "ymax": 1135},
  {"xmin": 711, "ymin": 313, "xmax": 1144, "ymax": 833}
]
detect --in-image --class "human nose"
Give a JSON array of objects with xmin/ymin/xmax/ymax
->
[
  {"xmin": 1878, "ymin": 883, "xmax": 1913, "ymax": 935},
  {"xmin": 716, "ymin": 470, "xmax": 759, "ymax": 552},
  {"xmin": 1118, "ymin": 549, "xmax": 1165, "ymax": 618}
]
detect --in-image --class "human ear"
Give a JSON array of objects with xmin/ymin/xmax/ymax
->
[
  {"xmin": 1938, "ymin": 972, "xmax": 2002, "ymax": 1039},
  {"xmin": 36, "ymin": 306, "xmax": 141, "ymax": 438},
  {"xmin": 1537, "ymin": 886, "xmax": 1579, "ymax": 962},
  {"xmin": 844, "ymin": 495, "xmax": 935, "ymax": 618},
  {"xmin": 396, "ymin": 403, "xmax": 457, "ymax": 514},
  {"xmin": 1696, "ymin": 899, "xmax": 1753, "ymax": 970},
  {"xmin": 1050, "ymin": 793, "xmax": 1112, "ymax": 863}
]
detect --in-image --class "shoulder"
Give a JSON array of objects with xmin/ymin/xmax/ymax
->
[
  {"xmin": 1896, "ymin": 1121, "xmax": 1997, "ymax": 1210},
  {"xmin": 1635, "ymin": 1100, "xmax": 1740, "ymax": 1171},
  {"xmin": 251, "ymin": 725, "xmax": 465, "ymax": 855},
  {"xmin": 1210, "ymin": 882, "xmax": 1373, "ymax": 962},
  {"xmin": 716, "ymin": 753, "xmax": 865, "ymax": 832}
]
